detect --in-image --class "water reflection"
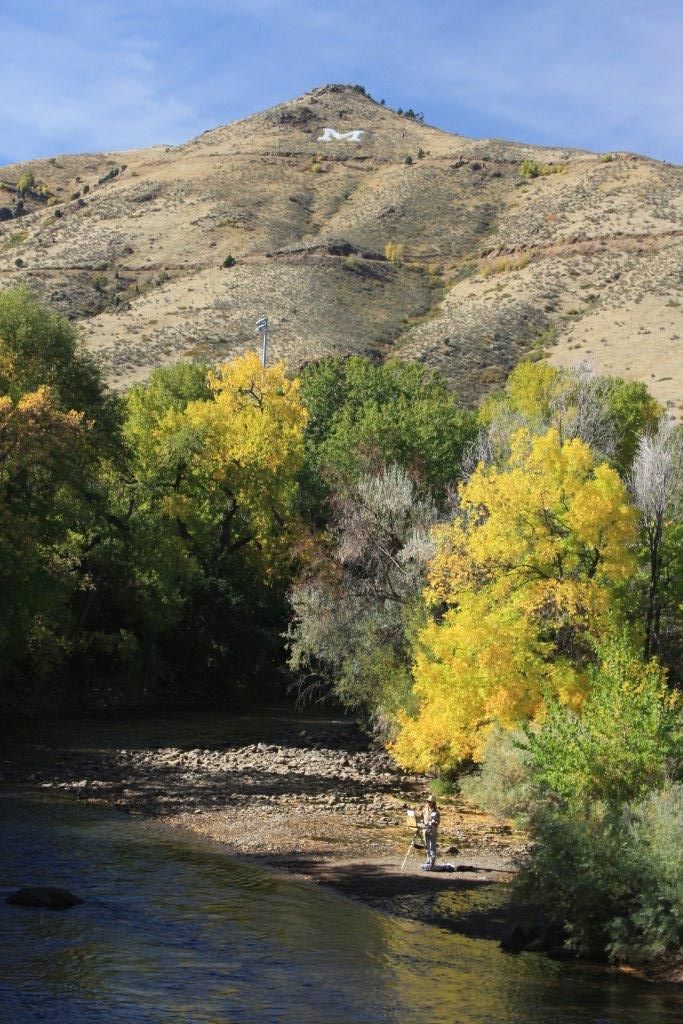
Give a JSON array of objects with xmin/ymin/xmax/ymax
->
[{"xmin": 1, "ymin": 794, "xmax": 680, "ymax": 1024}]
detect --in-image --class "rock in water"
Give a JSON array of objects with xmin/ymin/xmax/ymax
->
[
  {"xmin": 6, "ymin": 887, "xmax": 83, "ymax": 909},
  {"xmin": 500, "ymin": 923, "xmax": 539, "ymax": 954}
]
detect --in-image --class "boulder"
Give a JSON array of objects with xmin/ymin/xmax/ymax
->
[
  {"xmin": 500, "ymin": 923, "xmax": 539, "ymax": 953},
  {"xmin": 7, "ymin": 887, "xmax": 83, "ymax": 909}
]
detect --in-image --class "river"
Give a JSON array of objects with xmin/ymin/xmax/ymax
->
[{"xmin": 1, "ymin": 713, "xmax": 681, "ymax": 1023}]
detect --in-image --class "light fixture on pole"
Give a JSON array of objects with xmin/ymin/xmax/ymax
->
[{"xmin": 255, "ymin": 316, "xmax": 269, "ymax": 367}]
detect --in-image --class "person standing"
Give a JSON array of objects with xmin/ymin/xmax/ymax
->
[{"xmin": 421, "ymin": 796, "xmax": 440, "ymax": 870}]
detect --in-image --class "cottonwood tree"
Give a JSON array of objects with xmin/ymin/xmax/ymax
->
[
  {"xmin": 0, "ymin": 389, "xmax": 94, "ymax": 692},
  {"xmin": 467, "ymin": 361, "xmax": 661, "ymax": 477},
  {"xmin": 629, "ymin": 418, "xmax": 682, "ymax": 661},
  {"xmin": 122, "ymin": 352, "xmax": 308, "ymax": 685},
  {"xmin": 126, "ymin": 353, "xmax": 306, "ymax": 576},
  {"xmin": 184, "ymin": 352, "xmax": 308, "ymax": 575},
  {"xmin": 391, "ymin": 427, "xmax": 639, "ymax": 771},
  {"xmin": 0, "ymin": 291, "xmax": 125, "ymax": 701},
  {"xmin": 298, "ymin": 356, "xmax": 476, "ymax": 508},
  {"xmin": 0, "ymin": 287, "xmax": 121, "ymax": 448}
]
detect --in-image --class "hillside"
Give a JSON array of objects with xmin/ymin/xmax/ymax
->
[{"xmin": 0, "ymin": 83, "xmax": 681, "ymax": 411}]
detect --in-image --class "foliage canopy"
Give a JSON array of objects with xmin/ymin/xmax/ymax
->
[
  {"xmin": 391, "ymin": 427, "xmax": 639, "ymax": 769},
  {"xmin": 299, "ymin": 356, "xmax": 476, "ymax": 502}
]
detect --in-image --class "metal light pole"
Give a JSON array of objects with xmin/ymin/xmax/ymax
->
[{"xmin": 255, "ymin": 316, "xmax": 269, "ymax": 367}]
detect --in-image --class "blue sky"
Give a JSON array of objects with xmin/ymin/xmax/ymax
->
[{"xmin": 2, "ymin": 1, "xmax": 680, "ymax": 165}]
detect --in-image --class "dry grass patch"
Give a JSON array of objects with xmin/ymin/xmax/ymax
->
[{"xmin": 480, "ymin": 253, "xmax": 531, "ymax": 278}]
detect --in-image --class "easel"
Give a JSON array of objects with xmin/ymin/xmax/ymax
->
[{"xmin": 400, "ymin": 808, "xmax": 424, "ymax": 871}]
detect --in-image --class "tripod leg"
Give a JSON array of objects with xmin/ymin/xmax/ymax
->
[
  {"xmin": 400, "ymin": 841, "xmax": 414, "ymax": 871},
  {"xmin": 400, "ymin": 829, "xmax": 420, "ymax": 871}
]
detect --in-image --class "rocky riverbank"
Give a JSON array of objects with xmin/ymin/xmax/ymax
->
[{"xmin": 2, "ymin": 713, "xmax": 523, "ymax": 937}]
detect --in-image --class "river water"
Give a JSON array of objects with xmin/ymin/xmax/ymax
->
[{"xmin": 1, "ymin": 713, "xmax": 681, "ymax": 1024}]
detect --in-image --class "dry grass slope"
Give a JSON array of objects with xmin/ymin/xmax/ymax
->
[{"xmin": 1, "ymin": 84, "xmax": 680, "ymax": 412}]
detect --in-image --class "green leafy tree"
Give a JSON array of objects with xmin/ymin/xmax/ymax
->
[
  {"xmin": 602, "ymin": 377, "xmax": 662, "ymax": 473},
  {"xmin": 526, "ymin": 635, "xmax": 680, "ymax": 805},
  {"xmin": 0, "ymin": 291, "xmax": 125, "ymax": 702},
  {"xmin": 56, "ymin": 366, "xmax": 210, "ymax": 696},
  {"xmin": 0, "ymin": 288, "xmax": 121, "ymax": 447},
  {"xmin": 299, "ymin": 356, "xmax": 476, "ymax": 504},
  {"xmin": 463, "ymin": 635, "xmax": 682, "ymax": 963},
  {"xmin": 518, "ymin": 635, "xmax": 682, "ymax": 963},
  {"xmin": 0, "ymin": 389, "xmax": 96, "ymax": 696},
  {"xmin": 124, "ymin": 361, "xmax": 211, "ymax": 459}
]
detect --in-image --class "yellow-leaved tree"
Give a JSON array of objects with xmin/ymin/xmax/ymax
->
[
  {"xmin": 120, "ymin": 353, "xmax": 307, "ymax": 683},
  {"xmin": 180, "ymin": 351, "xmax": 308, "ymax": 577},
  {"xmin": 126, "ymin": 351, "xmax": 307, "ymax": 581},
  {"xmin": 391, "ymin": 427, "xmax": 638, "ymax": 771}
]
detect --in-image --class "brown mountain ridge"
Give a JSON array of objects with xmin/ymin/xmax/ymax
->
[{"xmin": 0, "ymin": 83, "xmax": 681, "ymax": 411}]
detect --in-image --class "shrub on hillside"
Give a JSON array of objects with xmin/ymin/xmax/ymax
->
[
  {"xmin": 519, "ymin": 159, "xmax": 566, "ymax": 179},
  {"xmin": 519, "ymin": 160, "xmax": 540, "ymax": 178},
  {"xmin": 480, "ymin": 253, "xmax": 530, "ymax": 278},
  {"xmin": 17, "ymin": 171, "xmax": 35, "ymax": 195},
  {"xmin": 384, "ymin": 241, "xmax": 405, "ymax": 264}
]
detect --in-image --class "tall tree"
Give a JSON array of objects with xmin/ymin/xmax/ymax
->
[
  {"xmin": 0, "ymin": 287, "xmax": 121, "ymax": 447},
  {"xmin": 288, "ymin": 464, "xmax": 437, "ymax": 723},
  {"xmin": 0, "ymin": 389, "xmax": 94, "ymax": 694},
  {"xmin": 475, "ymin": 361, "xmax": 661, "ymax": 476},
  {"xmin": 0, "ymin": 290, "xmax": 122, "ymax": 702},
  {"xmin": 299, "ymin": 356, "xmax": 476, "ymax": 504},
  {"xmin": 122, "ymin": 352, "xmax": 307, "ymax": 686},
  {"xmin": 629, "ymin": 419, "xmax": 682, "ymax": 662},
  {"xmin": 391, "ymin": 427, "xmax": 639, "ymax": 770}
]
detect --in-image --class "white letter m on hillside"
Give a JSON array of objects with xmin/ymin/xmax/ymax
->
[{"xmin": 317, "ymin": 128, "xmax": 365, "ymax": 143}]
